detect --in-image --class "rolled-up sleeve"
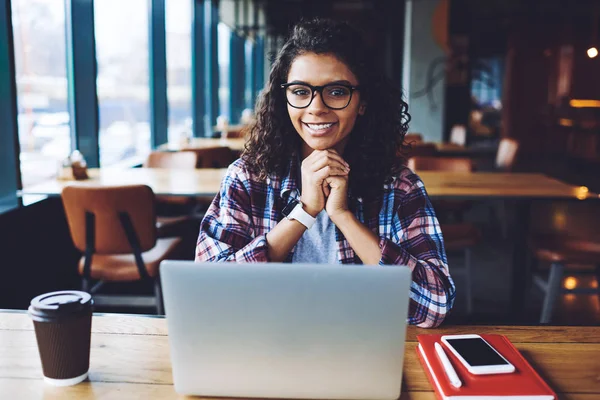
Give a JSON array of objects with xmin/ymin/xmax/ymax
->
[
  {"xmin": 195, "ymin": 167, "xmax": 270, "ymax": 263},
  {"xmin": 379, "ymin": 179, "xmax": 455, "ymax": 328}
]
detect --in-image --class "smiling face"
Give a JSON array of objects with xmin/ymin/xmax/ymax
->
[{"xmin": 285, "ymin": 52, "xmax": 365, "ymax": 158}]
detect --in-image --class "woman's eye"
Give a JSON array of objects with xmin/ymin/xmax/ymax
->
[
  {"xmin": 327, "ymin": 87, "xmax": 350, "ymax": 97},
  {"xmin": 292, "ymin": 89, "xmax": 310, "ymax": 96}
]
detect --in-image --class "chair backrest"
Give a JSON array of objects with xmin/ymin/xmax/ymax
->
[
  {"xmin": 144, "ymin": 151, "xmax": 198, "ymax": 169},
  {"xmin": 222, "ymin": 127, "xmax": 248, "ymax": 139},
  {"xmin": 404, "ymin": 133, "xmax": 424, "ymax": 144},
  {"xmin": 495, "ymin": 138, "xmax": 519, "ymax": 170},
  {"xmin": 185, "ymin": 146, "xmax": 236, "ymax": 168},
  {"xmin": 408, "ymin": 156, "xmax": 473, "ymax": 172},
  {"xmin": 407, "ymin": 142, "xmax": 437, "ymax": 158},
  {"xmin": 449, "ymin": 125, "xmax": 467, "ymax": 146},
  {"xmin": 61, "ymin": 185, "xmax": 157, "ymax": 255}
]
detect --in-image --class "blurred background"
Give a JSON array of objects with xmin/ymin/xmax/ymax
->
[{"xmin": 1, "ymin": 0, "xmax": 599, "ymax": 325}]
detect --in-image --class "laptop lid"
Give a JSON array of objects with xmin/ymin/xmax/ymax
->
[{"xmin": 160, "ymin": 261, "xmax": 411, "ymax": 400}]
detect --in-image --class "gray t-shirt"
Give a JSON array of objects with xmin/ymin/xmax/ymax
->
[{"xmin": 291, "ymin": 210, "xmax": 338, "ymax": 264}]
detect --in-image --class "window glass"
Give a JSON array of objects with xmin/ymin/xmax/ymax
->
[
  {"xmin": 12, "ymin": 0, "xmax": 70, "ymax": 187},
  {"xmin": 218, "ymin": 22, "xmax": 231, "ymax": 122},
  {"xmin": 166, "ymin": 0, "xmax": 192, "ymax": 144},
  {"xmin": 469, "ymin": 56, "xmax": 504, "ymax": 142},
  {"xmin": 95, "ymin": 0, "xmax": 151, "ymax": 166}
]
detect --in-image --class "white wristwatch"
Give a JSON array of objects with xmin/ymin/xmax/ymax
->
[{"xmin": 282, "ymin": 199, "xmax": 316, "ymax": 230}]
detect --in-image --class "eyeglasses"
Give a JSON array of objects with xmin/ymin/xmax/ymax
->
[{"xmin": 281, "ymin": 82, "xmax": 360, "ymax": 110}]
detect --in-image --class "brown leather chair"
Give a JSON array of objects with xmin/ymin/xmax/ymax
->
[
  {"xmin": 495, "ymin": 138, "xmax": 519, "ymax": 171},
  {"xmin": 61, "ymin": 185, "xmax": 184, "ymax": 314},
  {"xmin": 528, "ymin": 234, "xmax": 600, "ymax": 323},
  {"xmin": 144, "ymin": 151, "xmax": 199, "ymax": 237}
]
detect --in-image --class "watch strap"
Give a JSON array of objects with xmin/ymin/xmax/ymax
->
[{"xmin": 286, "ymin": 201, "xmax": 316, "ymax": 229}]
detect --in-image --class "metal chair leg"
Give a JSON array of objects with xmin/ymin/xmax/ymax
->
[
  {"xmin": 499, "ymin": 200, "xmax": 509, "ymax": 239},
  {"xmin": 82, "ymin": 277, "xmax": 90, "ymax": 293},
  {"xmin": 154, "ymin": 278, "xmax": 164, "ymax": 316},
  {"xmin": 540, "ymin": 262, "xmax": 564, "ymax": 324},
  {"xmin": 465, "ymin": 248, "xmax": 473, "ymax": 314}
]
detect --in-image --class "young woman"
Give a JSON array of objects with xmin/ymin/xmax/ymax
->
[{"xmin": 196, "ymin": 18, "xmax": 455, "ymax": 327}]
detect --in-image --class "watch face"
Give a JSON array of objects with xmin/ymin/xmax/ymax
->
[{"xmin": 282, "ymin": 199, "xmax": 299, "ymax": 217}]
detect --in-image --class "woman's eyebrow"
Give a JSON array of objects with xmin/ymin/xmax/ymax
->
[
  {"xmin": 285, "ymin": 79, "xmax": 354, "ymax": 85},
  {"xmin": 327, "ymin": 80, "xmax": 353, "ymax": 85},
  {"xmin": 286, "ymin": 80, "xmax": 310, "ymax": 85}
]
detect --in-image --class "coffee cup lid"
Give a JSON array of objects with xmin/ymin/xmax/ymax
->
[{"xmin": 29, "ymin": 291, "xmax": 92, "ymax": 318}]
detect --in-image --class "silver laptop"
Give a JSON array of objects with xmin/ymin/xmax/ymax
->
[{"xmin": 160, "ymin": 260, "xmax": 412, "ymax": 400}]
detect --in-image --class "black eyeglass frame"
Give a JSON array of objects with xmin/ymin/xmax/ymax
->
[{"xmin": 280, "ymin": 82, "xmax": 361, "ymax": 110}]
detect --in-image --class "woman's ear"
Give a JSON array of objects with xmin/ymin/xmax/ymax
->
[{"xmin": 358, "ymin": 102, "xmax": 367, "ymax": 115}]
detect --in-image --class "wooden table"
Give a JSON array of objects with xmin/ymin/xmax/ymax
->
[
  {"xmin": 420, "ymin": 171, "xmax": 597, "ymax": 200},
  {"xmin": 17, "ymin": 170, "xmax": 599, "ymax": 320},
  {"xmin": 1, "ymin": 311, "xmax": 599, "ymax": 399},
  {"xmin": 19, "ymin": 169, "xmax": 599, "ymax": 200},
  {"xmin": 19, "ymin": 168, "xmax": 228, "ymax": 197},
  {"xmin": 157, "ymin": 138, "xmax": 246, "ymax": 152}
]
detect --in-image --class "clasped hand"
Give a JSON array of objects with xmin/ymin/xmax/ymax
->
[{"xmin": 300, "ymin": 149, "xmax": 350, "ymax": 222}]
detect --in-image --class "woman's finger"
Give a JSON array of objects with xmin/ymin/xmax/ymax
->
[
  {"xmin": 309, "ymin": 154, "xmax": 349, "ymax": 173},
  {"xmin": 313, "ymin": 166, "xmax": 348, "ymax": 183},
  {"xmin": 322, "ymin": 180, "xmax": 331, "ymax": 197}
]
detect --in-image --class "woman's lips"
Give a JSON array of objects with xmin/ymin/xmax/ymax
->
[{"xmin": 302, "ymin": 121, "xmax": 338, "ymax": 136}]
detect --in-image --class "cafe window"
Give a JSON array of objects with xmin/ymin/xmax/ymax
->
[
  {"xmin": 469, "ymin": 56, "xmax": 504, "ymax": 141},
  {"xmin": 166, "ymin": 0, "xmax": 193, "ymax": 145},
  {"xmin": 218, "ymin": 22, "xmax": 231, "ymax": 122},
  {"xmin": 94, "ymin": 0, "xmax": 151, "ymax": 166},
  {"xmin": 12, "ymin": 0, "xmax": 70, "ymax": 187}
]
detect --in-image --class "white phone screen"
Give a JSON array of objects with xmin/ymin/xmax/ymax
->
[{"xmin": 445, "ymin": 337, "xmax": 509, "ymax": 366}]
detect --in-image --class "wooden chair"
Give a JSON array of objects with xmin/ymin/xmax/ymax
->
[
  {"xmin": 493, "ymin": 138, "xmax": 520, "ymax": 237},
  {"xmin": 222, "ymin": 126, "xmax": 249, "ymax": 139},
  {"xmin": 406, "ymin": 143, "xmax": 437, "ymax": 159},
  {"xmin": 441, "ymin": 223, "xmax": 481, "ymax": 314},
  {"xmin": 495, "ymin": 138, "xmax": 519, "ymax": 171},
  {"xmin": 183, "ymin": 146, "xmax": 236, "ymax": 168},
  {"xmin": 450, "ymin": 125, "xmax": 467, "ymax": 146},
  {"xmin": 183, "ymin": 146, "xmax": 237, "ymax": 211},
  {"xmin": 408, "ymin": 156, "xmax": 473, "ymax": 222},
  {"xmin": 144, "ymin": 151, "xmax": 199, "ymax": 237},
  {"xmin": 61, "ymin": 185, "xmax": 184, "ymax": 314},
  {"xmin": 404, "ymin": 133, "xmax": 424, "ymax": 144},
  {"xmin": 409, "ymin": 156, "xmax": 479, "ymax": 314},
  {"xmin": 408, "ymin": 156, "xmax": 473, "ymax": 173},
  {"xmin": 528, "ymin": 234, "xmax": 600, "ymax": 323},
  {"xmin": 144, "ymin": 151, "xmax": 198, "ymax": 169}
]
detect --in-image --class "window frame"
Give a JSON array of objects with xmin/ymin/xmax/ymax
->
[{"xmin": 0, "ymin": 0, "xmax": 21, "ymax": 212}]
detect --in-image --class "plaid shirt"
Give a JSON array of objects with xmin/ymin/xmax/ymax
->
[{"xmin": 196, "ymin": 157, "xmax": 455, "ymax": 328}]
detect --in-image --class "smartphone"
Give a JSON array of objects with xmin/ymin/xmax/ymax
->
[{"xmin": 440, "ymin": 334, "xmax": 515, "ymax": 375}]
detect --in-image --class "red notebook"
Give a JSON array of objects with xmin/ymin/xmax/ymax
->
[{"xmin": 416, "ymin": 334, "xmax": 556, "ymax": 400}]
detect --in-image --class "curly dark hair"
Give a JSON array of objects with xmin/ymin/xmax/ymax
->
[{"xmin": 242, "ymin": 17, "xmax": 411, "ymax": 200}]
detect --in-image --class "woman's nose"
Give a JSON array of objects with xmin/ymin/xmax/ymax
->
[{"xmin": 307, "ymin": 90, "xmax": 328, "ymax": 113}]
